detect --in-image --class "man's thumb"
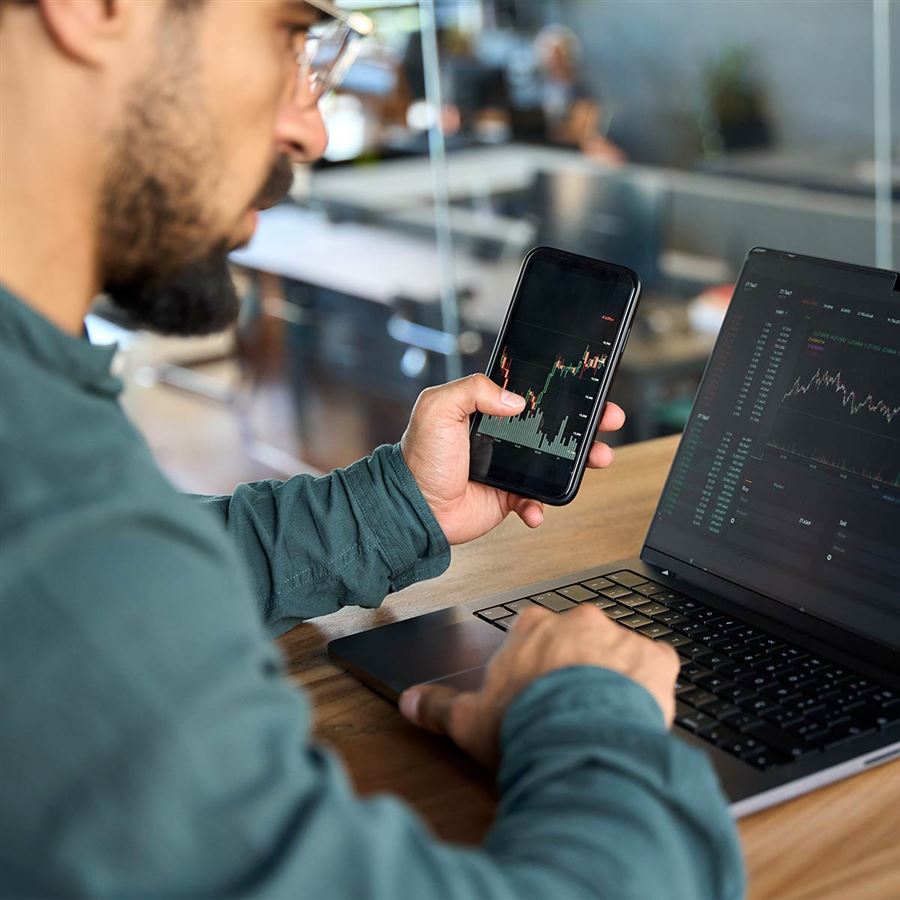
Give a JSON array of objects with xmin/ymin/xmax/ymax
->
[{"xmin": 399, "ymin": 683, "xmax": 459, "ymax": 735}]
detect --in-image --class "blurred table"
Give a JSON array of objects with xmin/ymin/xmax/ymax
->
[{"xmin": 278, "ymin": 435, "xmax": 900, "ymax": 900}]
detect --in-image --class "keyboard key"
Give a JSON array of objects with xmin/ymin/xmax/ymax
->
[
  {"xmin": 675, "ymin": 678, "xmax": 697, "ymax": 697},
  {"xmin": 785, "ymin": 720, "xmax": 830, "ymax": 744},
  {"xmin": 695, "ymin": 630, "xmax": 727, "ymax": 646},
  {"xmin": 603, "ymin": 604, "xmax": 635, "ymax": 620},
  {"xmin": 721, "ymin": 711, "xmax": 764, "ymax": 732},
  {"xmin": 702, "ymin": 653, "xmax": 733, "ymax": 671},
  {"xmin": 718, "ymin": 684, "xmax": 757, "ymax": 704},
  {"xmin": 746, "ymin": 722, "xmax": 816, "ymax": 759},
  {"xmin": 786, "ymin": 696, "xmax": 825, "ymax": 717},
  {"xmin": 582, "ymin": 577, "xmax": 615, "ymax": 592},
  {"xmin": 616, "ymin": 593, "xmax": 652, "ymax": 608},
  {"xmin": 493, "ymin": 617, "xmax": 515, "ymax": 631},
  {"xmin": 863, "ymin": 687, "xmax": 899, "ymax": 707},
  {"xmin": 717, "ymin": 662, "xmax": 754, "ymax": 680},
  {"xmin": 657, "ymin": 632, "xmax": 692, "ymax": 648},
  {"xmin": 720, "ymin": 733, "xmax": 769, "ymax": 759},
  {"xmin": 731, "ymin": 625, "xmax": 763, "ymax": 642},
  {"xmin": 694, "ymin": 673, "xmax": 736, "ymax": 693},
  {"xmin": 620, "ymin": 613, "xmax": 653, "ymax": 630},
  {"xmin": 702, "ymin": 699, "xmax": 742, "ymax": 721},
  {"xmin": 654, "ymin": 610, "xmax": 689, "ymax": 626},
  {"xmin": 796, "ymin": 656, "xmax": 832, "ymax": 675},
  {"xmin": 709, "ymin": 638, "xmax": 746, "ymax": 654},
  {"xmin": 746, "ymin": 635, "xmax": 785, "ymax": 652},
  {"xmin": 639, "ymin": 622, "xmax": 672, "ymax": 639},
  {"xmin": 753, "ymin": 659, "xmax": 795, "ymax": 678},
  {"xmin": 589, "ymin": 596, "xmax": 618, "ymax": 610},
  {"xmin": 680, "ymin": 642, "xmax": 714, "ymax": 660},
  {"xmin": 676, "ymin": 707, "xmax": 717, "ymax": 733},
  {"xmin": 608, "ymin": 570, "xmax": 648, "ymax": 587},
  {"xmin": 635, "ymin": 601, "xmax": 668, "ymax": 617},
  {"xmin": 701, "ymin": 723, "xmax": 742, "ymax": 747},
  {"xmin": 736, "ymin": 672, "xmax": 778, "ymax": 692},
  {"xmin": 819, "ymin": 667, "xmax": 854, "ymax": 687},
  {"xmin": 782, "ymin": 671, "xmax": 816, "ymax": 690},
  {"xmin": 762, "ymin": 707, "xmax": 805, "ymax": 728},
  {"xmin": 681, "ymin": 662, "xmax": 713, "ymax": 682},
  {"xmin": 734, "ymin": 647, "xmax": 769, "ymax": 665},
  {"xmin": 761, "ymin": 684, "xmax": 802, "ymax": 704},
  {"xmin": 691, "ymin": 607, "xmax": 723, "ymax": 623},
  {"xmin": 822, "ymin": 719, "xmax": 876, "ymax": 748},
  {"xmin": 598, "ymin": 584, "xmax": 634, "ymax": 600},
  {"xmin": 677, "ymin": 621, "xmax": 709, "ymax": 638},
  {"xmin": 681, "ymin": 688, "xmax": 718, "ymax": 709},
  {"xmin": 655, "ymin": 592, "xmax": 688, "ymax": 605},
  {"xmin": 478, "ymin": 606, "xmax": 513, "ymax": 621},
  {"xmin": 743, "ymin": 749, "xmax": 788, "ymax": 770},
  {"xmin": 557, "ymin": 584, "xmax": 598, "ymax": 603},
  {"xmin": 770, "ymin": 646, "xmax": 808, "ymax": 664},
  {"xmin": 809, "ymin": 707, "xmax": 851, "ymax": 729},
  {"xmin": 632, "ymin": 582, "xmax": 666, "ymax": 597},
  {"xmin": 844, "ymin": 701, "xmax": 900, "ymax": 729},
  {"xmin": 531, "ymin": 592, "xmax": 578, "ymax": 613},
  {"xmin": 504, "ymin": 598, "xmax": 539, "ymax": 614},
  {"xmin": 740, "ymin": 696, "xmax": 780, "ymax": 717}
]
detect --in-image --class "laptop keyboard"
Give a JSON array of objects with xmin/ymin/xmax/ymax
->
[{"xmin": 475, "ymin": 569, "xmax": 899, "ymax": 771}]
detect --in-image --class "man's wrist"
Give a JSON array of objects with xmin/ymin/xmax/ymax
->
[{"xmin": 342, "ymin": 444, "xmax": 450, "ymax": 592}]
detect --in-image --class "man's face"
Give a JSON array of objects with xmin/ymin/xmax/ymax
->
[{"xmin": 100, "ymin": 0, "xmax": 327, "ymax": 335}]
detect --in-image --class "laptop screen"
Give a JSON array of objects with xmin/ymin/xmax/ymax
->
[{"xmin": 645, "ymin": 248, "xmax": 900, "ymax": 650}]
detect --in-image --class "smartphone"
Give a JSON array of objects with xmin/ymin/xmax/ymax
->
[{"xmin": 469, "ymin": 246, "xmax": 641, "ymax": 505}]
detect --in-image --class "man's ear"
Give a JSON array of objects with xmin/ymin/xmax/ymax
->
[{"xmin": 37, "ymin": 0, "xmax": 136, "ymax": 67}]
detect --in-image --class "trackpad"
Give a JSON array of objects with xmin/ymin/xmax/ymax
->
[
  {"xmin": 329, "ymin": 611, "xmax": 504, "ymax": 699},
  {"xmin": 426, "ymin": 665, "xmax": 487, "ymax": 692}
]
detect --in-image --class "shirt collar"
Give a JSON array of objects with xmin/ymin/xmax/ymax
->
[{"xmin": 0, "ymin": 284, "xmax": 122, "ymax": 397}]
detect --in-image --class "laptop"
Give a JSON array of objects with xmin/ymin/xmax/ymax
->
[{"xmin": 329, "ymin": 247, "xmax": 900, "ymax": 817}]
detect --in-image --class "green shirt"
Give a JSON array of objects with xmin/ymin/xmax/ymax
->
[{"xmin": 0, "ymin": 285, "xmax": 744, "ymax": 898}]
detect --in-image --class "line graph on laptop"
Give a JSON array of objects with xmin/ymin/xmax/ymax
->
[{"xmin": 766, "ymin": 328, "xmax": 900, "ymax": 487}]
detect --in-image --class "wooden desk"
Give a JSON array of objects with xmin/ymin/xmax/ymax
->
[{"xmin": 278, "ymin": 435, "xmax": 900, "ymax": 900}]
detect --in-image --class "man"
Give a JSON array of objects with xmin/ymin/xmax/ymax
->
[{"xmin": 0, "ymin": 1, "xmax": 744, "ymax": 897}]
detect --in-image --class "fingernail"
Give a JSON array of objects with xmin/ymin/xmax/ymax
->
[
  {"xmin": 399, "ymin": 688, "xmax": 421, "ymax": 721},
  {"xmin": 502, "ymin": 390, "xmax": 525, "ymax": 408}
]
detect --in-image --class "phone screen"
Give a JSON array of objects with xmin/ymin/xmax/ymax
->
[{"xmin": 470, "ymin": 248, "xmax": 638, "ymax": 502}]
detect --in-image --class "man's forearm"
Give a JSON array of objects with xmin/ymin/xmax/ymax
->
[{"xmin": 193, "ymin": 444, "xmax": 450, "ymax": 634}]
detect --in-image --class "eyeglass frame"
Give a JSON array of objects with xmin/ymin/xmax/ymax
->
[{"xmin": 294, "ymin": 0, "xmax": 375, "ymax": 108}]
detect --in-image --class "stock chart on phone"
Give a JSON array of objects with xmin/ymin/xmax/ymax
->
[
  {"xmin": 470, "ymin": 252, "xmax": 635, "ymax": 499},
  {"xmin": 648, "ymin": 250, "xmax": 900, "ymax": 647},
  {"xmin": 476, "ymin": 341, "xmax": 611, "ymax": 460}
]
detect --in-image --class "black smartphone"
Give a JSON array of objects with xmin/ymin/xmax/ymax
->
[{"xmin": 469, "ymin": 246, "xmax": 641, "ymax": 505}]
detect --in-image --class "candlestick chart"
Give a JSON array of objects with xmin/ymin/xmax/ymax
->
[{"xmin": 477, "ymin": 337, "xmax": 610, "ymax": 460}]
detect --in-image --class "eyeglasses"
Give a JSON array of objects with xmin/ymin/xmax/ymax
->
[{"xmin": 294, "ymin": 0, "xmax": 375, "ymax": 108}]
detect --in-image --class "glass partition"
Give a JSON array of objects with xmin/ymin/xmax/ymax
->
[{"xmin": 127, "ymin": 0, "xmax": 897, "ymax": 486}]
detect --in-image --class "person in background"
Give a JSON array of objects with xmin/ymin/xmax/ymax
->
[
  {"xmin": 0, "ymin": 0, "xmax": 743, "ymax": 897},
  {"xmin": 533, "ymin": 24, "xmax": 626, "ymax": 162}
]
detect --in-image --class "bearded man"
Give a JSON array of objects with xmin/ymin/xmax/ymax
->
[{"xmin": 0, "ymin": 1, "xmax": 742, "ymax": 897}]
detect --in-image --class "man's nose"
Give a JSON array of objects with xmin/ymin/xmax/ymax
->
[{"xmin": 275, "ymin": 100, "xmax": 328, "ymax": 164}]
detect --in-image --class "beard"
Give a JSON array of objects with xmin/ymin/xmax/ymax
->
[
  {"xmin": 100, "ymin": 156, "xmax": 294, "ymax": 336},
  {"xmin": 98, "ymin": 43, "xmax": 295, "ymax": 336}
]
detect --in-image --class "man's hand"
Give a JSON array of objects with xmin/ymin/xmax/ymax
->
[
  {"xmin": 399, "ymin": 603, "xmax": 679, "ymax": 768},
  {"xmin": 400, "ymin": 374, "xmax": 626, "ymax": 545}
]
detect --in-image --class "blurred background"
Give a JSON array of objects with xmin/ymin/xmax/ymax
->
[{"xmin": 91, "ymin": 0, "xmax": 900, "ymax": 494}]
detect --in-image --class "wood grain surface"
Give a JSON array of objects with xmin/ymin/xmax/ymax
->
[{"xmin": 277, "ymin": 435, "xmax": 900, "ymax": 899}]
